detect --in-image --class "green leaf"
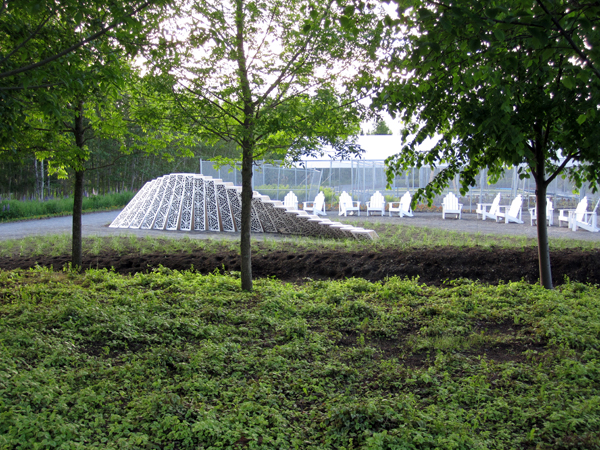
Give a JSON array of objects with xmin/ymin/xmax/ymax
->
[
  {"xmin": 561, "ymin": 76, "xmax": 576, "ymax": 90},
  {"xmin": 493, "ymin": 29, "xmax": 505, "ymax": 41},
  {"xmin": 468, "ymin": 38, "xmax": 481, "ymax": 52},
  {"xmin": 576, "ymin": 114, "xmax": 587, "ymax": 125}
]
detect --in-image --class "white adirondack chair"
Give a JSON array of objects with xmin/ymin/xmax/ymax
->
[
  {"xmin": 338, "ymin": 191, "xmax": 360, "ymax": 216},
  {"xmin": 529, "ymin": 197, "xmax": 554, "ymax": 226},
  {"xmin": 303, "ymin": 191, "xmax": 327, "ymax": 216},
  {"xmin": 283, "ymin": 191, "xmax": 299, "ymax": 210},
  {"xmin": 572, "ymin": 198, "xmax": 599, "ymax": 232},
  {"xmin": 496, "ymin": 195, "xmax": 523, "ymax": 223},
  {"xmin": 366, "ymin": 191, "xmax": 386, "ymax": 216},
  {"xmin": 389, "ymin": 191, "xmax": 413, "ymax": 217},
  {"xmin": 477, "ymin": 193, "xmax": 501, "ymax": 221},
  {"xmin": 558, "ymin": 197, "xmax": 587, "ymax": 228},
  {"xmin": 442, "ymin": 192, "xmax": 463, "ymax": 219}
]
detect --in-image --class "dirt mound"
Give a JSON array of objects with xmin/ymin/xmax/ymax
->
[{"xmin": 1, "ymin": 246, "xmax": 598, "ymax": 286}]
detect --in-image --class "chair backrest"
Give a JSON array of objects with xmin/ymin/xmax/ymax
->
[
  {"xmin": 489, "ymin": 193, "xmax": 501, "ymax": 214},
  {"xmin": 575, "ymin": 196, "xmax": 588, "ymax": 221},
  {"xmin": 370, "ymin": 191, "xmax": 384, "ymax": 208},
  {"xmin": 443, "ymin": 192, "xmax": 458, "ymax": 210},
  {"xmin": 314, "ymin": 192, "xmax": 325, "ymax": 210},
  {"xmin": 400, "ymin": 191, "xmax": 412, "ymax": 209},
  {"xmin": 546, "ymin": 198, "xmax": 554, "ymax": 213},
  {"xmin": 592, "ymin": 198, "xmax": 600, "ymax": 214},
  {"xmin": 508, "ymin": 195, "xmax": 522, "ymax": 216},
  {"xmin": 284, "ymin": 191, "xmax": 298, "ymax": 209}
]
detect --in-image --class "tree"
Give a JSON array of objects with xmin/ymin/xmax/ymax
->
[
  {"xmin": 376, "ymin": 0, "xmax": 600, "ymax": 289},
  {"xmin": 368, "ymin": 119, "xmax": 392, "ymax": 135},
  {"xmin": 152, "ymin": 0, "xmax": 388, "ymax": 291},
  {"xmin": 0, "ymin": 0, "xmax": 166, "ymax": 146}
]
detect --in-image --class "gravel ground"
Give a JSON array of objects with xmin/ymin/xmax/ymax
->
[{"xmin": 0, "ymin": 209, "xmax": 598, "ymax": 243}]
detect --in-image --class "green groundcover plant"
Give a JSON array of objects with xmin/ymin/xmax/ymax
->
[{"xmin": 1, "ymin": 267, "xmax": 600, "ymax": 449}]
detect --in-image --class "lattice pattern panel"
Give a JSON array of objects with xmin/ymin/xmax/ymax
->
[
  {"xmin": 141, "ymin": 176, "xmax": 169, "ymax": 229},
  {"xmin": 252, "ymin": 196, "xmax": 278, "ymax": 233},
  {"xmin": 226, "ymin": 186, "xmax": 242, "ymax": 231},
  {"xmin": 179, "ymin": 175, "xmax": 195, "ymax": 231},
  {"xmin": 216, "ymin": 183, "xmax": 235, "ymax": 232},
  {"xmin": 154, "ymin": 174, "xmax": 177, "ymax": 230},
  {"xmin": 268, "ymin": 205, "xmax": 298, "ymax": 234},
  {"xmin": 205, "ymin": 179, "xmax": 220, "ymax": 232},
  {"xmin": 308, "ymin": 218, "xmax": 335, "ymax": 238},
  {"xmin": 109, "ymin": 181, "xmax": 152, "ymax": 228},
  {"xmin": 250, "ymin": 196, "xmax": 264, "ymax": 233},
  {"xmin": 129, "ymin": 179, "xmax": 161, "ymax": 229},
  {"xmin": 166, "ymin": 174, "xmax": 185, "ymax": 231},
  {"xmin": 193, "ymin": 176, "xmax": 206, "ymax": 231}
]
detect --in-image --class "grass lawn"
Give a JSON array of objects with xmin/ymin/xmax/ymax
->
[{"xmin": 1, "ymin": 266, "xmax": 600, "ymax": 449}]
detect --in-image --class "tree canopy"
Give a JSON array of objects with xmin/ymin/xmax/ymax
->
[{"xmin": 375, "ymin": 0, "xmax": 600, "ymax": 288}]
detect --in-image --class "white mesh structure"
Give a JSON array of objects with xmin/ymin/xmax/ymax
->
[{"xmin": 110, "ymin": 173, "xmax": 378, "ymax": 240}]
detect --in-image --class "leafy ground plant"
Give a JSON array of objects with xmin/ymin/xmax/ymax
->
[{"xmin": 1, "ymin": 267, "xmax": 599, "ymax": 449}]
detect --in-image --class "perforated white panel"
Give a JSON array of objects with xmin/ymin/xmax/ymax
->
[
  {"xmin": 110, "ymin": 181, "xmax": 153, "ymax": 228},
  {"xmin": 250, "ymin": 195, "xmax": 264, "ymax": 233},
  {"xmin": 193, "ymin": 176, "xmax": 206, "ymax": 231},
  {"xmin": 141, "ymin": 176, "xmax": 168, "ymax": 229},
  {"xmin": 226, "ymin": 186, "xmax": 242, "ymax": 231},
  {"xmin": 153, "ymin": 174, "xmax": 177, "ymax": 230},
  {"xmin": 129, "ymin": 179, "xmax": 161, "ymax": 229},
  {"xmin": 205, "ymin": 178, "xmax": 220, "ymax": 231},
  {"xmin": 252, "ymin": 195, "xmax": 278, "ymax": 233},
  {"xmin": 179, "ymin": 175, "xmax": 195, "ymax": 231},
  {"xmin": 216, "ymin": 183, "xmax": 235, "ymax": 232},
  {"xmin": 166, "ymin": 174, "xmax": 185, "ymax": 231}
]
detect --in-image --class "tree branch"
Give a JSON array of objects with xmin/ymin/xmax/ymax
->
[{"xmin": 535, "ymin": 0, "xmax": 600, "ymax": 81}]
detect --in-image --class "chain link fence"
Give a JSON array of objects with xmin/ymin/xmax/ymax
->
[{"xmin": 199, "ymin": 159, "xmax": 598, "ymax": 212}]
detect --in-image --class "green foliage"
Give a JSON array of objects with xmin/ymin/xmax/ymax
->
[
  {"xmin": 1, "ymin": 268, "xmax": 600, "ymax": 448},
  {"xmin": 0, "ymin": 191, "xmax": 134, "ymax": 222}
]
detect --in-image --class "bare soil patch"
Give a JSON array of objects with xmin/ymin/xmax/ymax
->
[{"xmin": 1, "ymin": 246, "xmax": 598, "ymax": 286}]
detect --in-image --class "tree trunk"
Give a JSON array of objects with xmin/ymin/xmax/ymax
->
[
  {"xmin": 72, "ymin": 169, "xmax": 84, "ymax": 270},
  {"xmin": 535, "ymin": 178, "xmax": 553, "ymax": 289},
  {"xmin": 235, "ymin": 0, "xmax": 255, "ymax": 291},
  {"xmin": 240, "ymin": 144, "xmax": 253, "ymax": 291},
  {"xmin": 72, "ymin": 100, "xmax": 86, "ymax": 270}
]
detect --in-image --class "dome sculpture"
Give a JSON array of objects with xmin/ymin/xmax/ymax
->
[{"xmin": 110, "ymin": 173, "xmax": 378, "ymax": 240}]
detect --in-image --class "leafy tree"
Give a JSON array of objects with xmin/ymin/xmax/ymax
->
[
  {"xmin": 376, "ymin": 0, "xmax": 600, "ymax": 289},
  {"xmin": 368, "ymin": 119, "xmax": 392, "ymax": 135},
  {"xmin": 152, "ymin": 0, "xmax": 388, "ymax": 291},
  {"xmin": 0, "ymin": 0, "xmax": 166, "ymax": 146}
]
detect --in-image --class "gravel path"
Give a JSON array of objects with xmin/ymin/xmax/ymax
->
[{"xmin": 0, "ymin": 210, "xmax": 598, "ymax": 243}]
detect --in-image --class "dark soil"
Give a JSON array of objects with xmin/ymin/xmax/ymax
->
[{"xmin": 1, "ymin": 246, "xmax": 598, "ymax": 286}]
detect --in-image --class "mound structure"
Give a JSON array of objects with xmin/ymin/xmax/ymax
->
[{"xmin": 110, "ymin": 173, "xmax": 378, "ymax": 240}]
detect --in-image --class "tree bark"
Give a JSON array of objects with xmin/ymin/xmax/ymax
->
[
  {"xmin": 535, "ymin": 163, "xmax": 553, "ymax": 289},
  {"xmin": 240, "ymin": 144, "xmax": 253, "ymax": 291},
  {"xmin": 72, "ymin": 169, "xmax": 84, "ymax": 270},
  {"xmin": 72, "ymin": 100, "xmax": 86, "ymax": 271}
]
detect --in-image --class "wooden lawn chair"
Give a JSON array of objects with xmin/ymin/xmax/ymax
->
[
  {"xmin": 496, "ymin": 194, "xmax": 523, "ymax": 223},
  {"xmin": 572, "ymin": 198, "xmax": 599, "ymax": 232},
  {"xmin": 529, "ymin": 197, "xmax": 554, "ymax": 226},
  {"xmin": 366, "ymin": 191, "xmax": 386, "ymax": 216},
  {"xmin": 477, "ymin": 193, "xmax": 501, "ymax": 221},
  {"xmin": 558, "ymin": 197, "xmax": 587, "ymax": 228},
  {"xmin": 283, "ymin": 191, "xmax": 299, "ymax": 210},
  {"xmin": 303, "ymin": 191, "xmax": 327, "ymax": 216},
  {"xmin": 442, "ymin": 192, "xmax": 463, "ymax": 219},
  {"xmin": 338, "ymin": 191, "xmax": 360, "ymax": 216},
  {"xmin": 389, "ymin": 191, "xmax": 413, "ymax": 217}
]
